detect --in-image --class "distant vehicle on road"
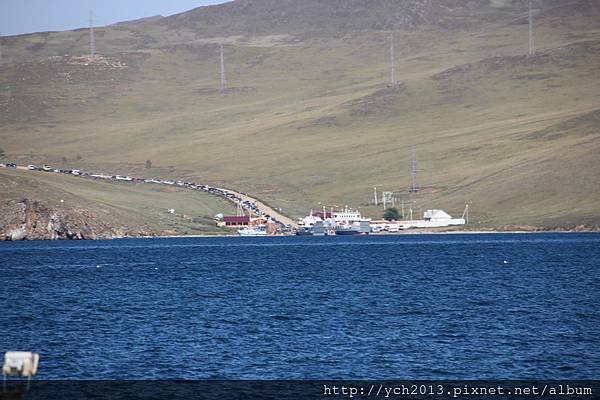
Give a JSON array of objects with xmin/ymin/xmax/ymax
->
[
  {"xmin": 27, "ymin": 164, "xmax": 39, "ymax": 170},
  {"xmin": 42, "ymin": 165, "xmax": 53, "ymax": 172}
]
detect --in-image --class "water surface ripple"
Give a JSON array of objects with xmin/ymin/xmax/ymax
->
[{"xmin": 1, "ymin": 233, "xmax": 598, "ymax": 379}]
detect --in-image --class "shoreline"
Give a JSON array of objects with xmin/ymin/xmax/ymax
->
[
  {"xmin": 3, "ymin": 167, "xmax": 598, "ymax": 241},
  {"xmin": 150, "ymin": 229, "xmax": 600, "ymax": 239},
  {"xmin": 3, "ymin": 229, "xmax": 599, "ymax": 242}
]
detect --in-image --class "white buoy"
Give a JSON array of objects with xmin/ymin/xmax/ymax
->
[
  {"xmin": 503, "ymin": 260, "xmax": 509, "ymax": 264},
  {"xmin": 96, "ymin": 265, "xmax": 101, "ymax": 269}
]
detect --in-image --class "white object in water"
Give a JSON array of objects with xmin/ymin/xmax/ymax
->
[
  {"xmin": 2, "ymin": 352, "xmax": 40, "ymax": 378},
  {"xmin": 503, "ymin": 260, "xmax": 509, "ymax": 264},
  {"xmin": 237, "ymin": 225, "xmax": 268, "ymax": 237}
]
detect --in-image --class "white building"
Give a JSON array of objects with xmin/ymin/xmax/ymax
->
[{"xmin": 400, "ymin": 209, "xmax": 466, "ymax": 229}]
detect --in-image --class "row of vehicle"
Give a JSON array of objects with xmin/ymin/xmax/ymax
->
[
  {"xmin": 146, "ymin": 179, "xmax": 273, "ymax": 221},
  {"xmin": 0, "ymin": 163, "xmax": 56, "ymax": 172},
  {"xmin": 1, "ymin": 162, "xmax": 281, "ymax": 226},
  {"xmin": 20, "ymin": 164, "xmax": 77, "ymax": 174}
]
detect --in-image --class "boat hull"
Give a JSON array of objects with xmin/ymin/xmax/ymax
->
[{"xmin": 334, "ymin": 229, "xmax": 363, "ymax": 236}]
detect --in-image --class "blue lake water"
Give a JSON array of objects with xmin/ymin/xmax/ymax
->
[{"xmin": 1, "ymin": 233, "xmax": 599, "ymax": 380}]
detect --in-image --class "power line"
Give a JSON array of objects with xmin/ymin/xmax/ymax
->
[
  {"xmin": 90, "ymin": 10, "xmax": 96, "ymax": 58},
  {"xmin": 528, "ymin": 0, "xmax": 535, "ymax": 56},
  {"xmin": 219, "ymin": 43, "xmax": 226, "ymax": 91},
  {"xmin": 409, "ymin": 154, "xmax": 420, "ymax": 193},
  {"xmin": 390, "ymin": 32, "xmax": 398, "ymax": 87}
]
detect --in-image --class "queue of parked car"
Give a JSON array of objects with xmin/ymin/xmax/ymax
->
[{"xmin": 0, "ymin": 162, "xmax": 283, "ymax": 229}]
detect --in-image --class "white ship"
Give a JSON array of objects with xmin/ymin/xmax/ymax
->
[
  {"xmin": 237, "ymin": 225, "xmax": 268, "ymax": 237},
  {"xmin": 297, "ymin": 206, "xmax": 371, "ymax": 236},
  {"xmin": 331, "ymin": 207, "xmax": 371, "ymax": 235}
]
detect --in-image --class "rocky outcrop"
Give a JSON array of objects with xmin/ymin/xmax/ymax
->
[
  {"xmin": 6, "ymin": 226, "xmax": 27, "ymax": 241},
  {"xmin": 0, "ymin": 198, "xmax": 162, "ymax": 241}
]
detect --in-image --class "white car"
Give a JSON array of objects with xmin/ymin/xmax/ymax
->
[
  {"xmin": 371, "ymin": 224, "xmax": 386, "ymax": 233},
  {"xmin": 387, "ymin": 224, "xmax": 400, "ymax": 233}
]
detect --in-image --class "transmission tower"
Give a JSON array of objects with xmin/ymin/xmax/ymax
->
[
  {"xmin": 390, "ymin": 32, "xmax": 398, "ymax": 87},
  {"xmin": 409, "ymin": 154, "xmax": 420, "ymax": 193},
  {"xmin": 528, "ymin": 0, "xmax": 535, "ymax": 56},
  {"xmin": 219, "ymin": 44, "xmax": 226, "ymax": 91},
  {"xmin": 89, "ymin": 10, "xmax": 96, "ymax": 58}
]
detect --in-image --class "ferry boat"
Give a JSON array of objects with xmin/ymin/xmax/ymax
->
[
  {"xmin": 295, "ymin": 226, "xmax": 314, "ymax": 236},
  {"xmin": 297, "ymin": 206, "xmax": 371, "ymax": 236},
  {"xmin": 334, "ymin": 220, "xmax": 371, "ymax": 236},
  {"xmin": 332, "ymin": 207, "xmax": 371, "ymax": 236}
]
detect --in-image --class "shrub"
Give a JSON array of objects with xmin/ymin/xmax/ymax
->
[{"xmin": 383, "ymin": 207, "xmax": 400, "ymax": 221}]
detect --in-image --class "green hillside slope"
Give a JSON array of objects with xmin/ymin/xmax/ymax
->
[
  {"xmin": 0, "ymin": 168, "xmax": 235, "ymax": 237},
  {"xmin": 1, "ymin": 0, "xmax": 599, "ymax": 229}
]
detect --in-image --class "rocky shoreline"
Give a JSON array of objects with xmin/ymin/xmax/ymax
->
[
  {"xmin": 1, "ymin": 198, "xmax": 598, "ymax": 241},
  {"xmin": 0, "ymin": 198, "xmax": 169, "ymax": 241}
]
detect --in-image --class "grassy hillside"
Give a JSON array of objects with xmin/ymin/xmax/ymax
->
[
  {"xmin": 1, "ymin": 0, "xmax": 599, "ymax": 229},
  {"xmin": 0, "ymin": 168, "xmax": 236, "ymax": 235}
]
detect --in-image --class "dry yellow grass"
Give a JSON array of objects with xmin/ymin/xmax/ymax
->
[{"xmin": 1, "ymin": 1, "xmax": 599, "ymax": 228}]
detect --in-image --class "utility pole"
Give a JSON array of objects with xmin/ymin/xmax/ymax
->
[
  {"xmin": 89, "ymin": 10, "xmax": 96, "ymax": 58},
  {"xmin": 219, "ymin": 43, "xmax": 226, "ymax": 92},
  {"xmin": 401, "ymin": 199, "xmax": 405, "ymax": 219},
  {"xmin": 373, "ymin": 187, "xmax": 379, "ymax": 206},
  {"xmin": 390, "ymin": 32, "xmax": 398, "ymax": 87},
  {"xmin": 462, "ymin": 204, "xmax": 470, "ymax": 224},
  {"xmin": 409, "ymin": 154, "xmax": 420, "ymax": 193},
  {"xmin": 0, "ymin": 32, "xmax": 3, "ymax": 66},
  {"xmin": 528, "ymin": 0, "xmax": 535, "ymax": 56}
]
